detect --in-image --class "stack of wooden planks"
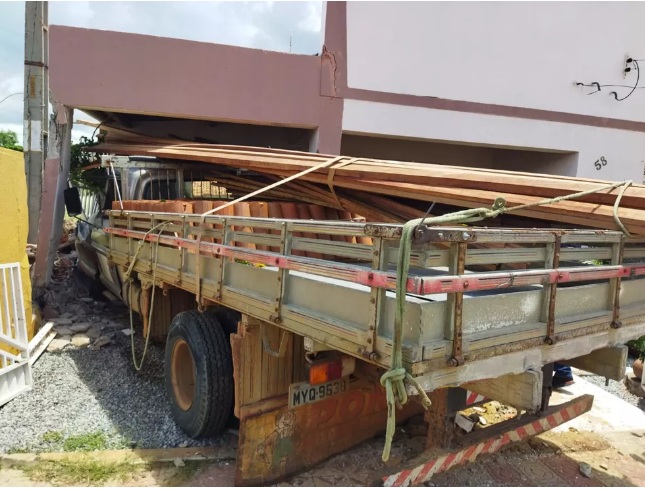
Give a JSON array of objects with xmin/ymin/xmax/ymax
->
[
  {"xmin": 113, "ymin": 200, "xmax": 373, "ymax": 257},
  {"xmin": 95, "ymin": 132, "xmax": 645, "ymax": 235}
]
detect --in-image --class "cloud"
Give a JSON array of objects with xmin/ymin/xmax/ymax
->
[{"xmin": 0, "ymin": 1, "xmax": 323, "ymax": 144}]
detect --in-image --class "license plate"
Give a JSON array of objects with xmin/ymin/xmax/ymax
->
[{"xmin": 288, "ymin": 377, "xmax": 349, "ymax": 408}]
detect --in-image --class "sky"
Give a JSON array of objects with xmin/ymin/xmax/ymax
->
[{"xmin": 0, "ymin": 1, "xmax": 323, "ymax": 144}]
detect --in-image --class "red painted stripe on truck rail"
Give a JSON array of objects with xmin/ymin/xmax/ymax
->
[{"xmin": 105, "ymin": 227, "xmax": 645, "ymax": 295}]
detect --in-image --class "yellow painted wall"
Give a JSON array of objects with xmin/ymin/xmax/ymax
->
[{"xmin": 0, "ymin": 147, "xmax": 34, "ymax": 341}]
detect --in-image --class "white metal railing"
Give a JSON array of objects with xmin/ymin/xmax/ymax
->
[{"xmin": 0, "ymin": 262, "xmax": 31, "ymax": 406}]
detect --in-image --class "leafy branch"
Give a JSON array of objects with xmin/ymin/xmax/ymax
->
[
  {"xmin": 627, "ymin": 335, "xmax": 645, "ymax": 361},
  {"xmin": 69, "ymin": 133, "xmax": 105, "ymax": 193}
]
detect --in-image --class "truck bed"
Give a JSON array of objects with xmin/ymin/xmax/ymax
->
[{"xmin": 104, "ymin": 210, "xmax": 645, "ymax": 391}]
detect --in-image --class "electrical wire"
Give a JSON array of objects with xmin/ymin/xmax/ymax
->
[
  {"xmin": 576, "ymin": 60, "xmax": 642, "ymax": 99},
  {"xmin": 0, "ymin": 92, "xmax": 23, "ymax": 106},
  {"xmin": 611, "ymin": 60, "xmax": 640, "ymax": 101},
  {"xmin": 576, "ymin": 82, "xmax": 645, "ymax": 91}
]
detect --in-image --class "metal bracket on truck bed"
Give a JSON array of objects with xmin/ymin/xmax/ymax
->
[{"xmin": 382, "ymin": 394, "xmax": 593, "ymax": 487}]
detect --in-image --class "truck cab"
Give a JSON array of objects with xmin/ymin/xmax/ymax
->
[{"xmin": 75, "ymin": 155, "xmax": 229, "ymax": 300}]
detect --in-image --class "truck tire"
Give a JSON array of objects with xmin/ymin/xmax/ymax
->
[
  {"xmin": 210, "ymin": 307, "xmax": 241, "ymax": 336},
  {"xmin": 165, "ymin": 310, "xmax": 234, "ymax": 438}
]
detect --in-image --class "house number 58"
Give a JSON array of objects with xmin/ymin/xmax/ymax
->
[{"xmin": 594, "ymin": 156, "xmax": 607, "ymax": 170}]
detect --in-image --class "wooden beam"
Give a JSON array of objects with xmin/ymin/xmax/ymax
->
[
  {"xmin": 561, "ymin": 345, "xmax": 627, "ymax": 381},
  {"xmin": 462, "ymin": 370, "xmax": 542, "ymax": 412}
]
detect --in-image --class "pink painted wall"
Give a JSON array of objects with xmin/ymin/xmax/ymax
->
[{"xmin": 49, "ymin": 26, "xmax": 334, "ymax": 131}]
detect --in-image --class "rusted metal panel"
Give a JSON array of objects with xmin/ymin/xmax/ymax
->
[
  {"xmin": 235, "ymin": 381, "xmax": 423, "ymax": 486},
  {"xmin": 415, "ymin": 227, "xmax": 477, "ymax": 243},
  {"xmin": 449, "ymin": 243, "xmax": 467, "ymax": 366},
  {"xmin": 545, "ymin": 234, "xmax": 561, "ymax": 345}
]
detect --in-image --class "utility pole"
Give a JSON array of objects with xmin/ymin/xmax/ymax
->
[{"xmin": 24, "ymin": 1, "xmax": 49, "ymax": 244}]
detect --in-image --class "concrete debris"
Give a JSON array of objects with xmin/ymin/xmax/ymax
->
[
  {"xmin": 173, "ymin": 458, "xmax": 185, "ymax": 468},
  {"xmin": 42, "ymin": 304, "xmax": 59, "ymax": 319},
  {"xmin": 71, "ymin": 334, "xmax": 91, "ymax": 348},
  {"xmin": 623, "ymin": 371, "xmax": 645, "ymax": 398},
  {"xmin": 51, "ymin": 318, "xmax": 72, "ymax": 326},
  {"xmin": 468, "ymin": 413, "xmax": 487, "ymax": 425},
  {"xmin": 86, "ymin": 325, "xmax": 102, "ymax": 339},
  {"xmin": 70, "ymin": 322, "xmax": 91, "ymax": 333},
  {"xmin": 455, "ymin": 413, "xmax": 475, "ymax": 433},
  {"xmin": 121, "ymin": 329, "xmax": 133, "ymax": 336},
  {"xmin": 178, "ymin": 441, "xmax": 189, "ymax": 448},
  {"xmin": 579, "ymin": 462, "xmax": 592, "ymax": 478},
  {"xmin": 53, "ymin": 325, "xmax": 74, "ymax": 336},
  {"xmin": 47, "ymin": 337, "xmax": 71, "ymax": 353},
  {"xmin": 92, "ymin": 336, "xmax": 111, "ymax": 349}
]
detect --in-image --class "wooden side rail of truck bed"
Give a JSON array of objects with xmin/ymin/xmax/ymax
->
[{"xmin": 102, "ymin": 210, "xmax": 645, "ymax": 484}]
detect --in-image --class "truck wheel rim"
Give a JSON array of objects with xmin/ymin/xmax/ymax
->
[{"xmin": 171, "ymin": 339, "xmax": 196, "ymax": 411}]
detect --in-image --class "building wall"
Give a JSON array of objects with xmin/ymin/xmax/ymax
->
[
  {"xmin": 342, "ymin": 100, "xmax": 645, "ymax": 181},
  {"xmin": 0, "ymin": 148, "xmax": 34, "ymax": 340},
  {"xmin": 345, "ymin": 1, "xmax": 645, "ymax": 121},
  {"xmin": 337, "ymin": 2, "xmax": 645, "ymax": 180}
]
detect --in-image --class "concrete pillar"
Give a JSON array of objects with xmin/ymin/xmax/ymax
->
[
  {"xmin": 32, "ymin": 105, "xmax": 73, "ymax": 297},
  {"xmin": 24, "ymin": 1, "xmax": 49, "ymax": 244}
]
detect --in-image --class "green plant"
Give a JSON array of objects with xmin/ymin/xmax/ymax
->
[
  {"xmin": 627, "ymin": 335, "xmax": 645, "ymax": 361},
  {"xmin": 62, "ymin": 432, "xmax": 108, "ymax": 452},
  {"xmin": 69, "ymin": 133, "xmax": 105, "ymax": 193},
  {"xmin": 0, "ymin": 129, "xmax": 22, "ymax": 152},
  {"xmin": 21, "ymin": 457, "xmax": 137, "ymax": 486},
  {"xmin": 7, "ymin": 446, "xmax": 30, "ymax": 454},
  {"xmin": 42, "ymin": 431, "xmax": 64, "ymax": 443}
]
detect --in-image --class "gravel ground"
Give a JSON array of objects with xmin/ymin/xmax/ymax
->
[{"xmin": 0, "ymin": 269, "xmax": 224, "ymax": 454}]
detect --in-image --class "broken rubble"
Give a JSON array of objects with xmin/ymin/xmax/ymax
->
[
  {"xmin": 173, "ymin": 458, "xmax": 185, "ymax": 468},
  {"xmin": 86, "ymin": 325, "xmax": 102, "ymax": 339},
  {"xmin": 579, "ymin": 462, "xmax": 592, "ymax": 478},
  {"xmin": 93, "ymin": 336, "xmax": 111, "ymax": 348},
  {"xmin": 51, "ymin": 318, "xmax": 72, "ymax": 326},
  {"xmin": 47, "ymin": 337, "xmax": 71, "ymax": 353},
  {"xmin": 53, "ymin": 325, "xmax": 74, "ymax": 336},
  {"xmin": 70, "ymin": 323, "xmax": 91, "ymax": 333},
  {"xmin": 121, "ymin": 329, "xmax": 133, "ymax": 336},
  {"xmin": 42, "ymin": 304, "xmax": 59, "ymax": 319},
  {"xmin": 71, "ymin": 334, "xmax": 91, "ymax": 348}
]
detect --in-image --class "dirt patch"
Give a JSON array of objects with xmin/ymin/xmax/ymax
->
[{"xmin": 541, "ymin": 429, "xmax": 613, "ymax": 453}]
